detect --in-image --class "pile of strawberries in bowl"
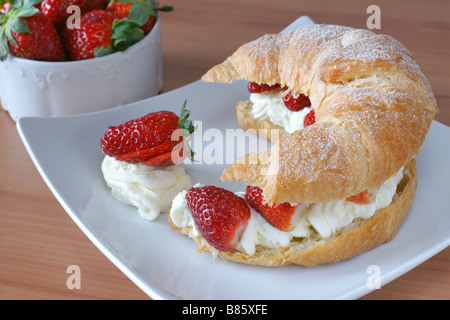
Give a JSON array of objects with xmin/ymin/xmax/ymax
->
[
  {"xmin": 0, "ymin": 0, "xmax": 172, "ymax": 61},
  {"xmin": 0, "ymin": 0, "xmax": 172, "ymax": 121}
]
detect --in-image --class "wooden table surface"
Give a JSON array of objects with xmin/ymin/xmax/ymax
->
[{"xmin": 1, "ymin": 0, "xmax": 449, "ymax": 300}]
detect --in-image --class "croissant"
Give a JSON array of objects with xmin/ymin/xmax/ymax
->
[
  {"xmin": 202, "ymin": 24, "xmax": 437, "ymax": 204},
  {"xmin": 168, "ymin": 24, "xmax": 437, "ymax": 267}
]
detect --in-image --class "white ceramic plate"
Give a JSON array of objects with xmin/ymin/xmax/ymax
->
[{"xmin": 17, "ymin": 16, "xmax": 450, "ymax": 300}]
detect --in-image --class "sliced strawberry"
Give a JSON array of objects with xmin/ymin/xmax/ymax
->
[
  {"xmin": 101, "ymin": 101, "xmax": 195, "ymax": 167},
  {"xmin": 245, "ymin": 185, "xmax": 302, "ymax": 231},
  {"xmin": 303, "ymin": 109, "xmax": 315, "ymax": 127},
  {"xmin": 345, "ymin": 189, "xmax": 372, "ymax": 205},
  {"xmin": 186, "ymin": 185, "xmax": 251, "ymax": 251},
  {"xmin": 247, "ymin": 81, "xmax": 281, "ymax": 94},
  {"xmin": 282, "ymin": 92, "xmax": 311, "ymax": 112}
]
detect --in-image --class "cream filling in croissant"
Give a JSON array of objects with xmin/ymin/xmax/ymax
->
[
  {"xmin": 170, "ymin": 165, "xmax": 404, "ymax": 256},
  {"xmin": 249, "ymin": 91, "xmax": 313, "ymax": 134}
]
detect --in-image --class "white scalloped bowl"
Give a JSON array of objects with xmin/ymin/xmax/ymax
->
[{"xmin": 0, "ymin": 19, "xmax": 163, "ymax": 122}]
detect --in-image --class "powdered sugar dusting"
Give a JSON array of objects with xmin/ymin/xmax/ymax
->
[{"xmin": 212, "ymin": 24, "xmax": 437, "ymax": 203}]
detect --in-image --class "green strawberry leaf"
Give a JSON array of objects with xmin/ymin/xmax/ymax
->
[
  {"xmin": 177, "ymin": 100, "xmax": 196, "ymax": 161},
  {"xmin": 15, "ymin": 6, "xmax": 39, "ymax": 18},
  {"xmin": 0, "ymin": 30, "xmax": 10, "ymax": 61},
  {"xmin": 23, "ymin": 0, "xmax": 43, "ymax": 8},
  {"xmin": 129, "ymin": 2, "xmax": 155, "ymax": 26},
  {"xmin": 178, "ymin": 100, "xmax": 195, "ymax": 135},
  {"xmin": 93, "ymin": 47, "xmax": 115, "ymax": 58},
  {"xmin": 9, "ymin": 17, "xmax": 30, "ymax": 34},
  {"xmin": 111, "ymin": 19, "xmax": 144, "ymax": 52}
]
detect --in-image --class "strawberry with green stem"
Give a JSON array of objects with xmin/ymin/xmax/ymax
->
[
  {"xmin": 0, "ymin": 0, "xmax": 66, "ymax": 61},
  {"xmin": 101, "ymin": 100, "xmax": 195, "ymax": 167},
  {"xmin": 62, "ymin": 9, "xmax": 146, "ymax": 60},
  {"xmin": 107, "ymin": 0, "xmax": 173, "ymax": 35}
]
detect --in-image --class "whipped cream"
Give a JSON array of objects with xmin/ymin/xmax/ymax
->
[
  {"xmin": 169, "ymin": 167, "xmax": 404, "ymax": 256},
  {"xmin": 102, "ymin": 155, "xmax": 192, "ymax": 221},
  {"xmin": 249, "ymin": 91, "xmax": 313, "ymax": 134}
]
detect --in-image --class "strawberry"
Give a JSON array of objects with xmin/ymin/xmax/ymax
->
[
  {"xmin": 107, "ymin": 0, "xmax": 173, "ymax": 35},
  {"xmin": 62, "ymin": 9, "xmax": 145, "ymax": 60},
  {"xmin": 303, "ymin": 109, "xmax": 315, "ymax": 127},
  {"xmin": 247, "ymin": 81, "xmax": 281, "ymax": 94},
  {"xmin": 245, "ymin": 185, "xmax": 302, "ymax": 232},
  {"xmin": 100, "ymin": 101, "xmax": 195, "ymax": 167},
  {"xmin": 345, "ymin": 189, "xmax": 372, "ymax": 205},
  {"xmin": 186, "ymin": 185, "xmax": 251, "ymax": 251},
  {"xmin": 283, "ymin": 92, "xmax": 311, "ymax": 112},
  {"xmin": 86, "ymin": 0, "xmax": 108, "ymax": 11},
  {"xmin": 41, "ymin": 0, "xmax": 88, "ymax": 31},
  {"xmin": 0, "ymin": 0, "xmax": 66, "ymax": 61}
]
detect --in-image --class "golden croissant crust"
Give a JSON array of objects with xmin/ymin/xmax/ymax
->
[{"xmin": 202, "ymin": 24, "xmax": 437, "ymax": 204}]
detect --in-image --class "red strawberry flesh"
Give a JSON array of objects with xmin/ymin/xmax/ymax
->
[
  {"xmin": 303, "ymin": 109, "xmax": 316, "ymax": 127},
  {"xmin": 245, "ymin": 185, "xmax": 302, "ymax": 232},
  {"xmin": 345, "ymin": 189, "xmax": 371, "ymax": 205},
  {"xmin": 283, "ymin": 92, "xmax": 311, "ymax": 112}
]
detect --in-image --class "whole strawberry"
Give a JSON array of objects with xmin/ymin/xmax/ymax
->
[
  {"xmin": 107, "ymin": 0, "xmax": 173, "ymax": 35},
  {"xmin": 186, "ymin": 185, "xmax": 251, "ymax": 251},
  {"xmin": 41, "ymin": 0, "xmax": 88, "ymax": 31},
  {"xmin": 101, "ymin": 101, "xmax": 195, "ymax": 167},
  {"xmin": 0, "ymin": 0, "xmax": 66, "ymax": 61},
  {"xmin": 245, "ymin": 186, "xmax": 302, "ymax": 231},
  {"xmin": 62, "ymin": 9, "xmax": 145, "ymax": 60}
]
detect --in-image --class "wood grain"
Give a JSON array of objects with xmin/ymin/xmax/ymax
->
[{"xmin": 0, "ymin": 0, "xmax": 448, "ymax": 300}]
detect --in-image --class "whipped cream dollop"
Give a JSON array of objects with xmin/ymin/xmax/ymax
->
[
  {"xmin": 170, "ymin": 167, "xmax": 404, "ymax": 256},
  {"xmin": 102, "ymin": 155, "xmax": 192, "ymax": 221},
  {"xmin": 249, "ymin": 92, "xmax": 313, "ymax": 134}
]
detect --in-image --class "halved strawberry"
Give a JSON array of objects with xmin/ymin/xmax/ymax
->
[
  {"xmin": 101, "ymin": 101, "xmax": 195, "ymax": 167},
  {"xmin": 303, "ymin": 109, "xmax": 315, "ymax": 127},
  {"xmin": 186, "ymin": 185, "xmax": 251, "ymax": 251},
  {"xmin": 245, "ymin": 185, "xmax": 302, "ymax": 231}
]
